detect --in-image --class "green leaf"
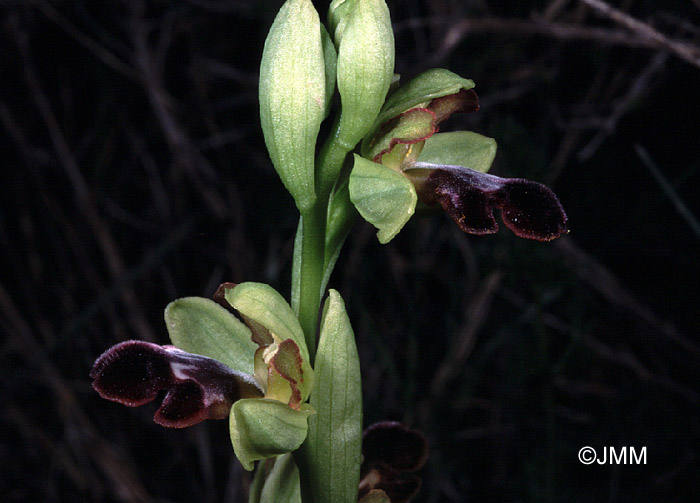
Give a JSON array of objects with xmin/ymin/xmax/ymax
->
[
  {"xmin": 417, "ymin": 131, "xmax": 496, "ymax": 173},
  {"xmin": 303, "ymin": 290, "xmax": 362, "ymax": 503},
  {"xmin": 225, "ymin": 282, "xmax": 309, "ymax": 364},
  {"xmin": 230, "ymin": 398, "xmax": 314, "ymax": 471},
  {"xmin": 260, "ymin": 454, "xmax": 302, "ymax": 503},
  {"xmin": 335, "ymin": 0, "xmax": 394, "ymax": 150},
  {"xmin": 164, "ymin": 297, "xmax": 257, "ymax": 376},
  {"xmin": 361, "ymin": 68, "xmax": 475, "ymax": 156},
  {"xmin": 259, "ymin": 0, "xmax": 325, "ymax": 213},
  {"xmin": 349, "ymin": 155, "xmax": 417, "ymax": 243}
]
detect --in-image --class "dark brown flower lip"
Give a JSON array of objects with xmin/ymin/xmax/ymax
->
[
  {"xmin": 90, "ymin": 340, "xmax": 263, "ymax": 428},
  {"xmin": 358, "ymin": 421, "xmax": 429, "ymax": 503},
  {"xmin": 405, "ymin": 163, "xmax": 569, "ymax": 241}
]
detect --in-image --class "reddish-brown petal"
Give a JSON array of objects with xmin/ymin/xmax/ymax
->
[
  {"xmin": 371, "ymin": 108, "xmax": 437, "ymax": 164},
  {"xmin": 428, "ymin": 88, "xmax": 479, "ymax": 124},
  {"xmin": 213, "ymin": 282, "xmax": 238, "ymax": 311}
]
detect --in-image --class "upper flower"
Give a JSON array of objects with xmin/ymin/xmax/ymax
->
[{"xmin": 348, "ymin": 68, "xmax": 568, "ymax": 243}]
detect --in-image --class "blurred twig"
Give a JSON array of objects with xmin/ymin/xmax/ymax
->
[
  {"xmin": 7, "ymin": 13, "xmax": 156, "ymax": 342},
  {"xmin": 579, "ymin": 0, "xmax": 700, "ymax": 68},
  {"xmin": 555, "ymin": 237, "xmax": 700, "ymax": 361},
  {"xmin": 635, "ymin": 144, "xmax": 700, "ymax": 242}
]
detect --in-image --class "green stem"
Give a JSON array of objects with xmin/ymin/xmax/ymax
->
[
  {"xmin": 294, "ymin": 133, "xmax": 354, "ymax": 503},
  {"xmin": 317, "ymin": 128, "xmax": 352, "ymax": 199},
  {"xmin": 297, "ymin": 202, "xmax": 325, "ymax": 363},
  {"xmin": 295, "ymin": 133, "xmax": 352, "ymax": 363}
]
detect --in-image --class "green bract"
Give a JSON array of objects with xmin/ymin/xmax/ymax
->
[
  {"xmin": 303, "ymin": 290, "xmax": 362, "ymax": 503},
  {"xmin": 320, "ymin": 25, "xmax": 338, "ymax": 119},
  {"xmin": 164, "ymin": 297, "xmax": 258, "ymax": 375},
  {"xmin": 229, "ymin": 398, "xmax": 315, "ymax": 471},
  {"xmin": 335, "ymin": 0, "xmax": 394, "ymax": 150},
  {"xmin": 251, "ymin": 454, "xmax": 302, "ymax": 503},
  {"xmin": 259, "ymin": 0, "xmax": 326, "ymax": 213},
  {"xmin": 349, "ymin": 155, "xmax": 417, "ymax": 244}
]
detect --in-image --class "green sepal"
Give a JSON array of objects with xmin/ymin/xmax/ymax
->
[
  {"xmin": 259, "ymin": 454, "xmax": 301, "ymax": 503},
  {"xmin": 164, "ymin": 297, "xmax": 257, "ymax": 376},
  {"xmin": 417, "ymin": 131, "xmax": 497, "ymax": 174},
  {"xmin": 230, "ymin": 398, "xmax": 315, "ymax": 471},
  {"xmin": 259, "ymin": 0, "xmax": 325, "ymax": 213},
  {"xmin": 224, "ymin": 282, "xmax": 309, "ymax": 363},
  {"xmin": 335, "ymin": 0, "xmax": 394, "ymax": 150},
  {"xmin": 349, "ymin": 155, "xmax": 417, "ymax": 244},
  {"xmin": 303, "ymin": 290, "xmax": 362, "ymax": 503},
  {"xmin": 361, "ymin": 68, "xmax": 475, "ymax": 156}
]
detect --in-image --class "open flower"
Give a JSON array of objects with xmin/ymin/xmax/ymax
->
[
  {"xmin": 90, "ymin": 282, "xmax": 315, "ymax": 471},
  {"xmin": 90, "ymin": 340, "xmax": 263, "ymax": 428},
  {"xmin": 349, "ymin": 68, "xmax": 568, "ymax": 243}
]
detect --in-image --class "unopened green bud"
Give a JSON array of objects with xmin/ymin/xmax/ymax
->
[
  {"xmin": 335, "ymin": 0, "xmax": 394, "ymax": 150},
  {"xmin": 259, "ymin": 0, "xmax": 326, "ymax": 213},
  {"xmin": 328, "ymin": 0, "xmax": 356, "ymax": 42}
]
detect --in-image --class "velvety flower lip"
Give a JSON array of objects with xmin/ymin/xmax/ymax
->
[
  {"xmin": 405, "ymin": 163, "xmax": 569, "ymax": 241},
  {"xmin": 90, "ymin": 340, "xmax": 263, "ymax": 428},
  {"xmin": 358, "ymin": 421, "xmax": 429, "ymax": 503}
]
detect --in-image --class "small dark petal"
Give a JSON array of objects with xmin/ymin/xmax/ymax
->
[
  {"xmin": 242, "ymin": 315, "xmax": 275, "ymax": 347},
  {"xmin": 90, "ymin": 340, "xmax": 172, "ymax": 407},
  {"xmin": 362, "ymin": 421, "xmax": 429, "ymax": 473},
  {"xmin": 213, "ymin": 282, "xmax": 238, "ymax": 311},
  {"xmin": 428, "ymin": 89, "xmax": 479, "ymax": 124},
  {"xmin": 375, "ymin": 475, "xmax": 422, "ymax": 503},
  {"xmin": 154, "ymin": 380, "xmax": 208, "ymax": 428},
  {"xmin": 357, "ymin": 488, "xmax": 391, "ymax": 503},
  {"xmin": 497, "ymin": 179, "xmax": 569, "ymax": 241}
]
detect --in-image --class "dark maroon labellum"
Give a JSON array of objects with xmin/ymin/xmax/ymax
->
[
  {"xmin": 405, "ymin": 163, "xmax": 568, "ymax": 241},
  {"xmin": 90, "ymin": 340, "xmax": 263, "ymax": 428}
]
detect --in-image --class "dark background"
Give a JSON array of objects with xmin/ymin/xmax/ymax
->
[{"xmin": 1, "ymin": 0, "xmax": 699, "ymax": 501}]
